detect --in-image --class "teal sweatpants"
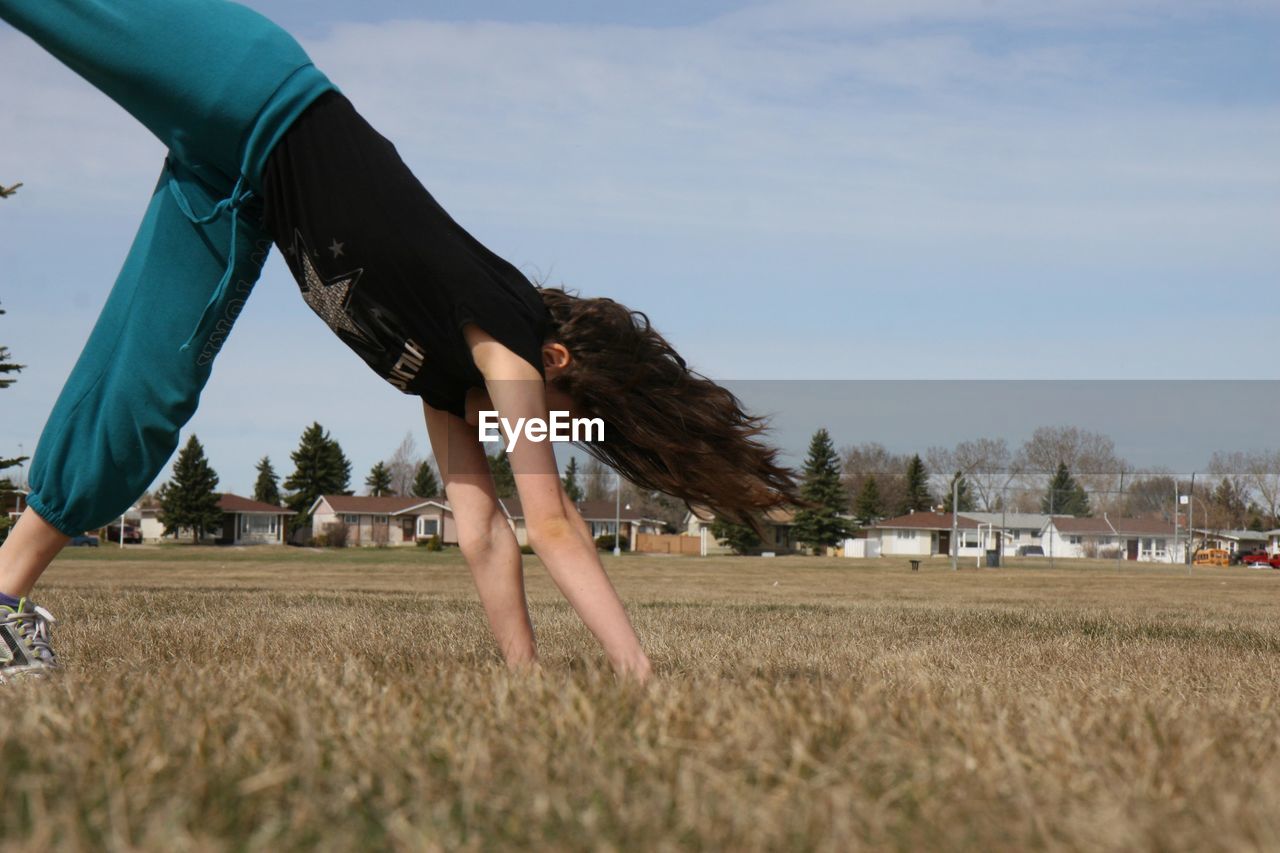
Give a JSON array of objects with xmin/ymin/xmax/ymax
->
[{"xmin": 0, "ymin": 0, "xmax": 335, "ymax": 535}]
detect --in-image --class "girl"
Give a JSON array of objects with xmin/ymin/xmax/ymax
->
[{"xmin": 0, "ymin": 0, "xmax": 799, "ymax": 682}]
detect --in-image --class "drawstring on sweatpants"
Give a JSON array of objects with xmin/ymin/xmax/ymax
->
[{"xmin": 164, "ymin": 158, "xmax": 255, "ymax": 353}]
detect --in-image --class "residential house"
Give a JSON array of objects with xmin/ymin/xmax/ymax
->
[
  {"xmin": 310, "ymin": 495, "xmax": 453, "ymax": 546},
  {"xmin": 138, "ymin": 494, "xmax": 292, "ymax": 545},
  {"xmin": 216, "ymin": 494, "xmax": 294, "ymax": 546},
  {"xmin": 958, "ymin": 512, "xmax": 1057, "ymax": 556},
  {"xmin": 1193, "ymin": 528, "xmax": 1270, "ymax": 556},
  {"xmin": 4, "ymin": 489, "xmax": 27, "ymax": 527},
  {"xmin": 505, "ymin": 498, "xmax": 665, "ymax": 551},
  {"xmin": 1041, "ymin": 516, "xmax": 1189, "ymax": 563},
  {"xmin": 868, "ymin": 511, "xmax": 982, "ymax": 558},
  {"xmin": 683, "ymin": 505, "xmax": 797, "ymax": 555}
]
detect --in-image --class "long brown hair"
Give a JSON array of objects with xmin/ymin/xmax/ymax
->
[{"xmin": 540, "ymin": 287, "xmax": 801, "ymax": 531}]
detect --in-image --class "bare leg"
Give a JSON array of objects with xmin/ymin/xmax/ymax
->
[{"xmin": 0, "ymin": 509, "xmax": 68, "ymax": 598}]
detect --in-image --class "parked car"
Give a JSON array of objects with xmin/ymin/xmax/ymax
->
[
  {"xmin": 1241, "ymin": 551, "xmax": 1271, "ymax": 567},
  {"xmin": 68, "ymin": 533, "xmax": 100, "ymax": 547},
  {"xmin": 105, "ymin": 523, "xmax": 143, "ymax": 544},
  {"xmin": 1232, "ymin": 547, "xmax": 1268, "ymax": 566},
  {"xmin": 1016, "ymin": 545, "xmax": 1045, "ymax": 557}
]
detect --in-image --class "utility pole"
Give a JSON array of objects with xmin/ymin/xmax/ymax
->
[
  {"xmin": 613, "ymin": 469, "xmax": 622, "ymax": 557},
  {"xmin": 951, "ymin": 476, "xmax": 958, "ymax": 571}
]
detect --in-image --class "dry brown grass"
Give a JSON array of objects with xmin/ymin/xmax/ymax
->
[{"xmin": 3, "ymin": 548, "xmax": 1279, "ymax": 851}]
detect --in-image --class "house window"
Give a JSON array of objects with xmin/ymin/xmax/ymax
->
[
  {"xmin": 243, "ymin": 515, "xmax": 278, "ymax": 535},
  {"xmin": 962, "ymin": 533, "xmax": 979, "ymax": 548},
  {"xmin": 374, "ymin": 515, "xmax": 388, "ymax": 524},
  {"xmin": 417, "ymin": 517, "xmax": 439, "ymax": 537},
  {"xmin": 1069, "ymin": 535, "xmax": 1082, "ymax": 545},
  {"xmin": 343, "ymin": 514, "xmax": 359, "ymax": 524},
  {"xmin": 1155, "ymin": 538, "xmax": 1166, "ymax": 550},
  {"xmin": 900, "ymin": 530, "xmax": 916, "ymax": 540}
]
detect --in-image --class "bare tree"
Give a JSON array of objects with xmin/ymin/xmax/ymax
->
[
  {"xmin": 386, "ymin": 432, "xmax": 421, "ymax": 497},
  {"xmin": 1016, "ymin": 426, "xmax": 1128, "ymax": 513},
  {"xmin": 927, "ymin": 437, "xmax": 1014, "ymax": 511},
  {"xmin": 583, "ymin": 456, "xmax": 613, "ymax": 502},
  {"xmin": 842, "ymin": 442, "xmax": 908, "ymax": 517},
  {"xmin": 1123, "ymin": 471, "xmax": 1178, "ymax": 519},
  {"xmin": 1242, "ymin": 450, "xmax": 1280, "ymax": 528}
]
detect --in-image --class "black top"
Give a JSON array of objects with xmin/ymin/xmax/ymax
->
[{"xmin": 261, "ymin": 91, "xmax": 550, "ymax": 417}]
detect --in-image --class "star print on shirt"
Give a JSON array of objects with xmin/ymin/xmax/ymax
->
[
  {"xmin": 292, "ymin": 230, "xmax": 369, "ymax": 345},
  {"xmin": 329, "ymin": 238, "xmax": 345, "ymax": 258}
]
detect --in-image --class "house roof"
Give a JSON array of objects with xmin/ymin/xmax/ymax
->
[
  {"xmin": 1194, "ymin": 528, "xmax": 1271, "ymax": 542},
  {"xmin": 217, "ymin": 494, "xmax": 294, "ymax": 515},
  {"xmin": 499, "ymin": 497, "xmax": 662, "ymax": 523},
  {"xmin": 874, "ymin": 511, "xmax": 979, "ymax": 531},
  {"xmin": 960, "ymin": 512, "xmax": 1059, "ymax": 529},
  {"xmin": 1048, "ymin": 516, "xmax": 1177, "ymax": 536},
  {"xmin": 684, "ymin": 504, "xmax": 796, "ymax": 526},
  {"xmin": 315, "ymin": 494, "xmax": 445, "ymax": 516}
]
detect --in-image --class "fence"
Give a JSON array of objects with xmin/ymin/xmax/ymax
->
[{"xmin": 635, "ymin": 532, "xmax": 703, "ymax": 556}]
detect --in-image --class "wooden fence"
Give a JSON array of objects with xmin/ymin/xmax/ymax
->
[{"xmin": 634, "ymin": 532, "xmax": 703, "ymax": 556}]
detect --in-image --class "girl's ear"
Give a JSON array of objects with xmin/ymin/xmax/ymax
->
[{"xmin": 542, "ymin": 341, "xmax": 572, "ymax": 372}]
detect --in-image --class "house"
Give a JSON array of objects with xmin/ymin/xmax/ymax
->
[
  {"xmin": 4, "ymin": 489, "xmax": 28, "ymax": 526},
  {"xmin": 310, "ymin": 495, "xmax": 453, "ymax": 546},
  {"xmin": 504, "ymin": 498, "xmax": 665, "ymax": 551},
  {"xmin": 138, "ymin": 494, "xmax": 292, "ymax": 545},
  {"xmin": 683, "ymin": 505, "xmax": 797, "ymax": 555},
  {"xmin": 1041, "ymin": 516, "xmax": 1189, "ymax": 563},
  {"xmin": 958, "ymin": 512, "xmax": 1057, "ymax": 556},
  {"xmin": 216, "ymin": 494, "xmax": 294, "ymax": 545},
  {"xmin": 309, "ymin": 494, "xmax": 663, "ymax": 550},
  {"xmin": 868, "ymin": 511, "xmax": 981, "ymax": 558},
  {"xmin": 1193, "ymin": 528, "xmax": 1270, "ymax": 556}
]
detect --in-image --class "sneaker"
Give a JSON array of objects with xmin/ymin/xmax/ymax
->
[{"xmin": 0, "ymin": 598, "xmax": 59, "ymax": 682}]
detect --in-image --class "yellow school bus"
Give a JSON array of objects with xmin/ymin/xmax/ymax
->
[{"xmin": 1193, "ymin": 548, "xmax": 1230, "ymax": 567}]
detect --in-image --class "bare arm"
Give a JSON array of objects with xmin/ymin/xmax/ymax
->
[
  {"xmin": 464, "ymin": 324, "xmax": 652, "ymax": 681},
  {"xmin": 423, "ymin": 402, "xmax": 536, "ymax": 668}
]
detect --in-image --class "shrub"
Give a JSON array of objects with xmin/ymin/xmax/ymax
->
[
  {"xmin": 416, "ymin": 534, "xmax": 443, "ymax": 550},
  {"xmin": 322, "ymin": 521, "xmax": 348, "ymax": 549},
  {"xmin": 595, "ymin": 533, "xmax": 629, "ymax": 552}
]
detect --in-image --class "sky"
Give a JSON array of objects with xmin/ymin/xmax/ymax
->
[{"xmin": 1, "ymin": 0, "xmax": 1278, "ymax": 496}]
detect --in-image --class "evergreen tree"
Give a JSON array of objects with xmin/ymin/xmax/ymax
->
[
  {"xmin": 283, "ymin": 422, "xmax": 352, "ymax": 518},
  {"xmin": 1041, "ymin": 461, "xmax": 1090, "ymax": 516},
  {"xmin": 489, "ymin": 450, "xmax": 517, "ymax": 499},
  {"xmin": 942, "ymin": 470, "xmax": 975, "ymax": 513},
  {"xmin": 898, "ymin": 454, "xmax": 932, "ymax": 515},
  {"xmin": 0, "ymin": 303, "xmax": 28, "ymax": 477},
  {"xmin": 365, "ymin": 461, "xmax": 394, "ymax": 496},
  {"xmin": 158, "ymin": 435, "xmax": 222, "ymax": 544},
  {"xmin": 413, "ymin": 460, "xmax": 440, "ymax": 498},
  {"xmin": 792, "ymin": 428, "xmax": 856, "ymax": 551},
  {"xmin": 709, "ymin": 517, "xmax": 762, "ymax": 555},
  {"xmin": 253, "ymin": 456, "xmax": 281, "ymax": 505},
  {"xmin": 562, "ymin": 457, "xmax": 584, "ymax": 502},
  {"xmin": 853, "ymin": 475, "xmax": 883, "ymax": 526}
]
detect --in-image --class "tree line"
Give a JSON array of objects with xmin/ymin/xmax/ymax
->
[{"xmin": 709, "ymin": 425, "xmax": 1280, "ymax": 555}]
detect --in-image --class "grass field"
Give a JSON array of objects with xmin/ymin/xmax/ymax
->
[{"xmin": 3, "ymin": 547, "xmax": 1279, "ymax": 851}]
